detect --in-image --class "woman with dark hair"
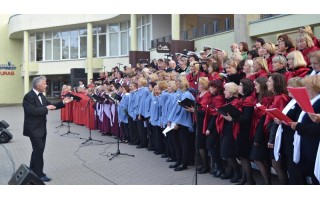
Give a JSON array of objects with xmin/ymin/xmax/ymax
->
[
  {"xmin": 236, "ymin": 78, "xmax": 256, "ymax": 184},
  {"xmin": 250, "ymin": 76, "xmax": 273, "ymax": 185},
  {"xmin": 256, "ymin": 38, "xmax": 265, "ymax": 50},
  {"xmin": 204, "ymin": 80, "xmax": 225, "ymax": 177},
  {"xmin": 277, "ymin": 39, "xmax": 295, "ymax": 57},
  {"xmin": 239, "ymin": 42, "xmax": 249, "ymax": 60},
  {"xmin": 265, "ymin": 73, "xmax": 291, "ymax": 184},
  {"xmin": 247, "ymin": 50, "xmax": 259, "ymax": 60},
  {"xmin": 207, "ymin": 62, "xmax": 222, "ymax": 81}
]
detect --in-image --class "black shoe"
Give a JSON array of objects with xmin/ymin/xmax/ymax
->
[
  {"xmin": 174, "ymin": 165, "xmax": 188, "ymax": 171},
  {"xmin": 213, "ymin": 170, "xmax": 223, "ymax": 178},
  {"xmin": 40, "ymin": 175, "xmax": 51, "ymax": 182},
  {"xmin": 161, "ymin": 154, "xmax": 168, "ymax": 158},
  {"xmin": 198, "ymin": 167, "xmax": 210, "ymax": 174},
  {"xmin": 136, "ymin": 145, "xmax": 146, "ymax": 149},
  {"xmin": 154, "ymin": 151, "xmax": 161, "ymax": 155},
  {"xmin": 169, "ymin": 162, "xmax": 181, "ymax": 169},
  {"xmin": 220, "ymin": 173, "xmax": 233, "ymax": 179},
  {"xmin": 230, "ymin": 173, "xmax": 242, "ymax": 183},
  {"xmin": 166, "ymin": 158, "xmax": 177, "ymax": 162}
]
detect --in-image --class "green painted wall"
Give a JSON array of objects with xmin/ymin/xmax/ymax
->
[{"xmin": 0, "ymin": 15, "xmax": 24, "ymax": 105}]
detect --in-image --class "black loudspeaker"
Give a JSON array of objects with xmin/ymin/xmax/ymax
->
[
  {"xmin": 0, "ymin": 129, "xmax": 12, "ymax": 143},
  {"xmin": 70, "ymin": 68, "xmax": 87, "ymax": 88},
  {"xmin": 8, "ymin": 164, "xmax": 45, "ymax": 185},
  {"xmin": 0, "ymin": 120, "xmax": 9, "ymax": 130}
]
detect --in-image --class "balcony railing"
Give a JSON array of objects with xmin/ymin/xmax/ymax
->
[
  {"xmin": 260, "ymin": 14, "xmax": 279, "ymax": 19},
  {"xmin": 151, "ymin": 19, "xmax": 234, "ymax": 48}
]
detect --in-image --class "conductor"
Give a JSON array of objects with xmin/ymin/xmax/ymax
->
[{"xmin": 23, "ymin": 76, "xmax": 73, "ymax": 182}]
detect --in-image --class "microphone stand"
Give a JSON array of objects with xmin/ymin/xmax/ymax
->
[
  {"xmin": 61, "ymin": 100, "xmax": 79, "ymax": 136},
  {"xmin": 109, "ymin": 98, "xmax": 134, "ymax": 161},
  {"xmin": 194, "ymin": 70, "xmax": 201, "ymax": 185},
  {"xmin": 56, "ymin": 95, "xmax": 68, "ymax": 128},
  {"xmin": 80, "ymin": 96, "xmax": 103, "ymax": 145}
]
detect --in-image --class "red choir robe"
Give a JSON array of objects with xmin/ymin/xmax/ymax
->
[
  {"xmin": 247, "ymin": 69, "xmax": 269, "ymax": 82},
  {"xmin": 216, "ymin": 97, "xmax": 242, "ymax": 139},
  {"xmin": 203, "ymin": 94, "xmax": 225, "ymax": 134},
  {"xmin": 264, "ymin": 93, "xmax": 290, "ymax": 136},
  {"xmin": 301, "ymin": 46, "xmax": 319, "ymax": 67},
  {"xmin": 207, "ymin": 72, "xmax": 223, "ymax": 82},
  {"xmin": 186, "ymin": 71, "xmax": 207, "ymax": 90}
]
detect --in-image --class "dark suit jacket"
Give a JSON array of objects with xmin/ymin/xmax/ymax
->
[{"xmin": 23, "ymin": 90, "xmax": 65, "ymax": 138}]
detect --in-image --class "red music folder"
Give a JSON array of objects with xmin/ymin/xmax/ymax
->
[
  {"xmin": 265, "ymin": 108, "xmax": 293, "ymax": 125},
  {"xmin": 287, "ymin": 87, "xmax": 314, "ymax": 113}
]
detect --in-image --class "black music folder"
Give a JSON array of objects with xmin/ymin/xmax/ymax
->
[
  {"xmin": 178, "ymin": 98, "xmax": 198, "ymax": 108},
  {"xmin": 91, "ymin": 94, "xmax": 105, "ymax": 103},
  {"xmin": 66, "ymin": 93, "xmax": 81, "ymax": 101},
  {"xmin": 217, "ymin": 104, "xmax": 242, "ymax": 118}
]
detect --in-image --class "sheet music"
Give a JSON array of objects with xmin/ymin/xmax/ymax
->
[{"xmin": 162, "ymin": 123, "xmax": 176, "ymax": 136}]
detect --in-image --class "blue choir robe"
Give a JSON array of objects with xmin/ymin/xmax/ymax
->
[
  {"xmin": 144, "ymin": 90, "xmax": 153, "ymax": 118},
  {"xmin": 128, "ymin": 90, "xmax": 138, "ymax": 120},
  {"xmin": 170, "ymin": 90, "xmax": 195, "ymax": 132},
  {"xmin": 138, "ymin": 86, "xmax": 151, "ymax": 117},
  {"xmin": 159, "ymin": 90, "xmax": 170, "ymax": 127},
  {"xmin": 167, "ymin": 89, "xmax": 183, "ymax": 124},
  {"xmin": 118, "ymin": 93, "xmax": 130, "ymax": 123},
  {"xmin": 150, "ymin": 95, "xmax": 161, "ymax": 126}
]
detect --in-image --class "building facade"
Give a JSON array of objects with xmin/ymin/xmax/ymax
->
[{"xmin": 1, "ymin": 14, "xmax": 320, "ymax": 104}]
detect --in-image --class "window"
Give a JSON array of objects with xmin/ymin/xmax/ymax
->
[
  {"xmin": 79, "ymin": 28, "xmax": 87, "ymax": 58},
  {"xmin": 97, "ymin": 25, "xmax": 107, "ymax": 57},
  {"xmin": 137, "ymin": 14, "xmax": 151, "ymax": 51},
  {"xmin": 30, "ymin": 34, "xmax": 35, "ymax": 62},
  {"xmin": 36, "ymin": 33, "xmax": 43, "ymax": 61}
]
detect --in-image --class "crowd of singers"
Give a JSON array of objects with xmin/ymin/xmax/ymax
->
[{"xmin": 59, "ymin": 26, "xmax": 320, "ymax": 185}]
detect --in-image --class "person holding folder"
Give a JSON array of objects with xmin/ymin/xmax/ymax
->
[
  {"xmin": 289, "ymin": 75, "xmax": 320, "ymax": 184},
  {"xmin": 216, "ymin": 82, "xmax": 242, "ymax": 182}
]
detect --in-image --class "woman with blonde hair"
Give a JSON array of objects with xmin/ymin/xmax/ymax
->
[
  {"xmin": 286, "ymin": 50, "xmax": 310, "ymax": 78},
  {"xmin": 296, "ymin": 33, "xmax": 320, "ymax": 66},
  {"xmin": 261, "ymin": 42, "xmax": 276, "ymax": 73},
  {"xmin": 185, "ymin": 77, "xmax": 211, "ymax": 174},
  {"xmin": 186, "ymin": 61, "xmax": 206, "ymax": 90},
  {"xmin": 167, "ymin": 76, "xmax": 195, "ymax": 171},
  {"xmin": 247, "ymin": 57, "xmax": 269, "ymax": 81},
  {"xmin": 216, "ymin": 82, "xmax": 242, "ymax": 182}
]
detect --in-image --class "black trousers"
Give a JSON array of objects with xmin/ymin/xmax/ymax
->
[
  {"xmin": 120, "ymin": 122, "xmax": 129, "ymax": 141},
  {"xmin": 172, "ymin": 125, "xmax": 191, "ymax": 166},
  {"xmin": 29, "ymin": 136, "xmax": 47, "ymax": 177},
  {"xmin": 137, "ymin": 119, "xmax": 148, "ymax": 147}
]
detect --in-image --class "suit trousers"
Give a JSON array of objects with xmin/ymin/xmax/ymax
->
[{"xmin": 29, "ymin": 136, "xmax": 47, "ymax": 177}]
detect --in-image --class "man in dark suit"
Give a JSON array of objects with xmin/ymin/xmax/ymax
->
[{"xmin": 23, "ymin": 76, "xmax": 72, "ymax": 182}]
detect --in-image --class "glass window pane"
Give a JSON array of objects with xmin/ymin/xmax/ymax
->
[
  {"xmin": 53, "ymin": 31, "xmax": 60, "ymax": 38},
  {"xmin": 109, "ymin": 23, "xmax": 119, "ymax": 33},
  {"xmin": 99, "ymin": 34, "xmax": 106, "ymax": 57},
  {"xmin": 147, "ymin": 24, "xmax": 151, "ymax": 49},
  {"xmin": 79, "ymin": 28, "xmax": 87, "ymax": 36},
  {"xmin": 80, "ymin": 36, "xmax": 87, "ymax": 58},
  {"xmin": 62, "ymin": 37, "xmax": 69, "ymax": 59},
  {"xmin": 93, "ymin": 27, "xmax": 98, "ymax": 34},
  {"xmin": 30, "ymin": 41, "xmax": 35, "ymax": 61},
  {"xmin": 110, "ymin": 33, "xmax": 118, "ymax": 56},
  {"xmin": 61, "ymin": 30, "xmax": 69, "ymax": 37},
  {"xmin": 120, "ymin": 22, "xmax": 128, "ymax": 31},
  {"xmin": 98, "ymin": 25, "xmax": 106, "ymax": 33},
  {"xmin": 36, "ymin": 41, "xmax": 43, "ymax": 61},
  {"xmin": 45, "ymin": 32, "xmax": 52, "ymax": 39},
  {"xmin": 137, "ymin": 28, "xmax": 142, "ymax": 51},
  {"xmin": 146, "ymin": 14, "xmax": 150, "ymax": 23},
  {"xmin": 70, "ymin": 29, "xmax": 78, "ymax": 36},
  {"xmin": 142, "ymin": 16, "xmax": 145, "ymax": 25},
  {"xmin": 53, "ymin": 39, "xmax": 60, "ymax": 60},
  {"xmin": 70, "ymin": 36, "xmax": 78, "ymax": 59},
  {"xmin": 93, "ymin": 35, "xmax": 97, "ymax": 57},
  {"xmin": 36, "ymin": 32, "xmax": 43, "ymax": 40},
  {"xmin": 45, "ymin": 40, "xmax": 52, "ymax": 60},
  {"xmin": 121, "ymin": 32, "xmax": 128, "ymax": 55},
  {"xmin": 30, "ymin": 34, "xmax": 35, "ymax": 42}
]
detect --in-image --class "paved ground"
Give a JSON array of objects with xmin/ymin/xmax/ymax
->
[{"xmin": 1, "ymin": 105, "xmax": 278, "ymax": 185}]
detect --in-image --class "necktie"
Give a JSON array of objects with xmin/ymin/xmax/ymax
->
[{"xmin": 38, "ymin": 93, "xmax": 43, "ymax": 105}]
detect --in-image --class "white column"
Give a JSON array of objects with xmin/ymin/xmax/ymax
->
[
  {"xmin": 171, "ymin": 14, "xmax": 180, "ymax": 40},
  {"xmin": 23, "ymin": 31, "xmax": 29, "ymax": 94},
  {"xmin": 130, "ymin": 14, "xmax": 137, "ymax": 51},
  {"xmin": 87, "ymin": 22, "xmax": 93, "ymax": 81}
]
